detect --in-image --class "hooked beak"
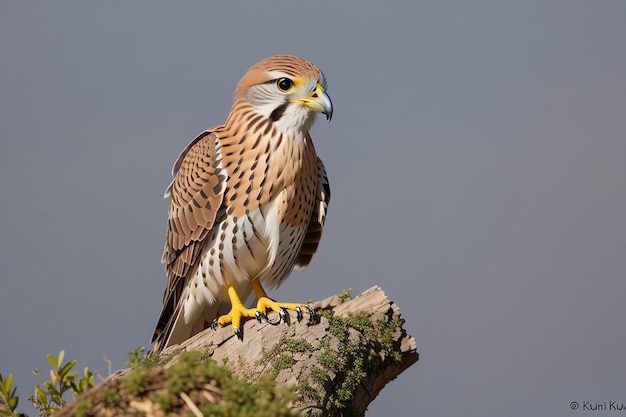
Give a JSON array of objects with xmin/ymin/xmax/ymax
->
[{"xmin": 292, "ymin": 83, "xmax": 333, "ymax": 121}]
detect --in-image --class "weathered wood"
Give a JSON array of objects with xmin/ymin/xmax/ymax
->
[{"xmin": 58, "ymin": 286, "xmax": 418, "ymax": 417}]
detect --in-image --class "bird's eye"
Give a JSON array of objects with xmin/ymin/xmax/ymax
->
[{"xmin": 276, "ymin": 78, "xmax": 294, "ymax": 92}]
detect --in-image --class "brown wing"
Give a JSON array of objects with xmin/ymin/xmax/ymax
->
[
  {"xmin": 151, "ymin": 130, "xmax": 226, "ymax": 343},
  {"xmin": 296, "ymin": 157, "xmax": 330, "ymax": 268}
]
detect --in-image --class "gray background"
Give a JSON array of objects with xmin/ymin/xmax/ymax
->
[{"xmin": 1, "ymin": 1, "xmax": 625, "ymax": 416}]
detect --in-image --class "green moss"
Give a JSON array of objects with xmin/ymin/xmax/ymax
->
[
  {"xmin": 98, "ymin": 387, "xmax": 122, "ymax": 406},
  {"xmin": 254, "ymin": 302, "xmax": 403, "ymax": 416},
  {"xmin": 344, "ymin": 312, "xmax": 403, "ymax": 363},
  {"xmin": 275, "ymin": 353, "xmax": 297, "ymax": 379},
  {"xmin": 317, "ymin": 340, "xmax": 341, "ymax": 370},
  {"xmin": 123, "ymin": 347, "xmax": 162, "ymax": 396},
  {"xmin": 125, "ymin": 347, "xmax": 159, "ymax": 369},
  {"xmin": 259, "ymin": 337, "xmax": 316, "ymax": 379},
  {"xmin": 230, "ymin": 375, "xmax": 296, "ymax": 417},
  {"xmin": 123, "ymin": 368, "xmax": 147, "ymax": 396},
  {"xmin": 148, "ymin": 350, "xmax": 229, "ymax": 412},
  {"xmin": 166, "ymin": 351, "xmax": 229, "ymax": 395},
  {"xmin": 296, "ymin": 378, "xmax": 321, "ymax": 403},
  {"xmin": 198, "ymin": 374, "xmax": 298, "ymax": 417},
  {"xmin": 153, "ymin": 392, "xmax": 174, "ymax": 412},
  {"xmin": 73, "ymin": 398, "xmax": 93, "ymax": 417},
  {"xmin": 127, "ymin": 350, "xmax": 299, "ymax": 416},
  {"xmin": 315, "ymin": 309, "xmax": 403, "ymax": 415},
  {"xmin": 297, "ymin": 365, "xmax": 326, "ymax": 403},
  {"xmin": 338, "ymin": 288, "xmax": 353, "ymax": 302},
  {"xmin": 309, "ymin": 366, "xmax": 328, "ymax": 385}
]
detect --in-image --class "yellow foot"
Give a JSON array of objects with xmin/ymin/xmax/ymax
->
[
  {"xmin": 210, "ymin": 283, "xmax": 258, "ymax": 339},
  {"xmin": 251, "ymin": 279, "xmax": 316, "ymax": 325},
  {"xmin": 254, "ymin": 297, "xmax": 316, "ymax": 325},
  {"xmin": 212, "ymin": 280, "xmax": 317, "ymax": 340},
  {"xmin": 214, "ymin": 305, "xmax": 259, "ymax": 338}
]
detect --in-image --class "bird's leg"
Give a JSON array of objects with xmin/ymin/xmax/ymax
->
[
  {"xmin": 213, "ymin": 282, "xmax": 257, "ymax": 339},
  {"xmin": 251, "ymin": 279, "xmax": 316, "ymax": 324}
]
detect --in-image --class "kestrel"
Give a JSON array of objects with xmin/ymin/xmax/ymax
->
[{"xmin": 151, "ymin": 55, "xmax": 332, "ymax": 353}]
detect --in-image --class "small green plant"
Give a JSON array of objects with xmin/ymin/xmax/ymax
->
[
  {"xmin": 338, "ymin": 288, "xmax": 353, "ymax": 302},
  {"xmin": 125, "ymin": 347, "xmax": 159, "ymax": 370},
  {"xmin": 131, "ymin": 350, "xmax": 299, "ymax": 417},
  {"xmin": 201, "ymin": 372, "xmax": 298, "ymax": 417},
  {"xmin": 123, "ymin": 347, "xmax": 159, "ymax": 396},
  {"xmin": 259, "ymin": 337, "xmax": 315, "ymax": 379},
  {"xmin": 27, "ymin": 350, "xmax": 94, "ymax": 417},
  {"xmin": 0, "ymin": 373, "xmax": 21, "ymax": 417},
  {"xmin": 314, "ymin": 309, "xmax": 402, "ymax": 415}
]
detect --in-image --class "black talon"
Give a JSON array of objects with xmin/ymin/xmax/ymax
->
[
  {"xmin": 296, "ymin": 306, "xmax": 303, "ymax": 322},
  {"xmin": 255, "ymin": 310, "xmax": 266, "ymax": 323},
  {"xmin": 211, "ymin": 319, "xmax": 219, "ymax": 330},
  {"xmin": 234, "ymin": 327, "xmax": 243, "ymax": 340},
  {"xmin": 279, "ymin": 308, "xmax": 290, "ymax": 325},
  {"xmin": 307, "ymin": 305, "xmax": 318, "ymax": 324}
]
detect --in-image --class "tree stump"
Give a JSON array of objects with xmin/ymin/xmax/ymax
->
[{"xmin": 57, "ymin": 286, "xmax": 418, "ymax": 417}]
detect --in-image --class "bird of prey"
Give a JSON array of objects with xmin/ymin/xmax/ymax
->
[{"xmin": 151, "ymin": 55, "xmax": 332, "ymax": 353}]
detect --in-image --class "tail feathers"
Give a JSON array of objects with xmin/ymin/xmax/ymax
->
[
  {"xmin": 151, "ymin": 282, "xmax": 254, "ymax": 355},
  {"xmin": 151, "ymin": 302, "xmax": 222, "ymax": 354}
]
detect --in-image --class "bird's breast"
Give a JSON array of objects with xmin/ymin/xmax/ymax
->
[
  {"xmin": 207, "ymin": 129, "xmax": 319, "ymax": 287},
  {"xmin": 220, "ymin": 130, "xmax": 319, "ymax": 229}
]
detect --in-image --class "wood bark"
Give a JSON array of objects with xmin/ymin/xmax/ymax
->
[{"xmin": 58, "ymin": 286, "xmax": 418, "ymax": 417}]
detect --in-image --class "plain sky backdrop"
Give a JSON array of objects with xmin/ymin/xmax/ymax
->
[{"xmin": 1, "ymin": 1, "xmax": 625, "ymax": 416}]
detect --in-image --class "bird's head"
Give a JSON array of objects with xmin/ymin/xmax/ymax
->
[{"xmin": 233, "ymin": 55, "xmax": 333, "ymax": 135}]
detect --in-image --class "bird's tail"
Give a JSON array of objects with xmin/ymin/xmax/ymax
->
[{"xmin": 150, "ymin": 282, "xmax": 253, "ymax": 355}]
